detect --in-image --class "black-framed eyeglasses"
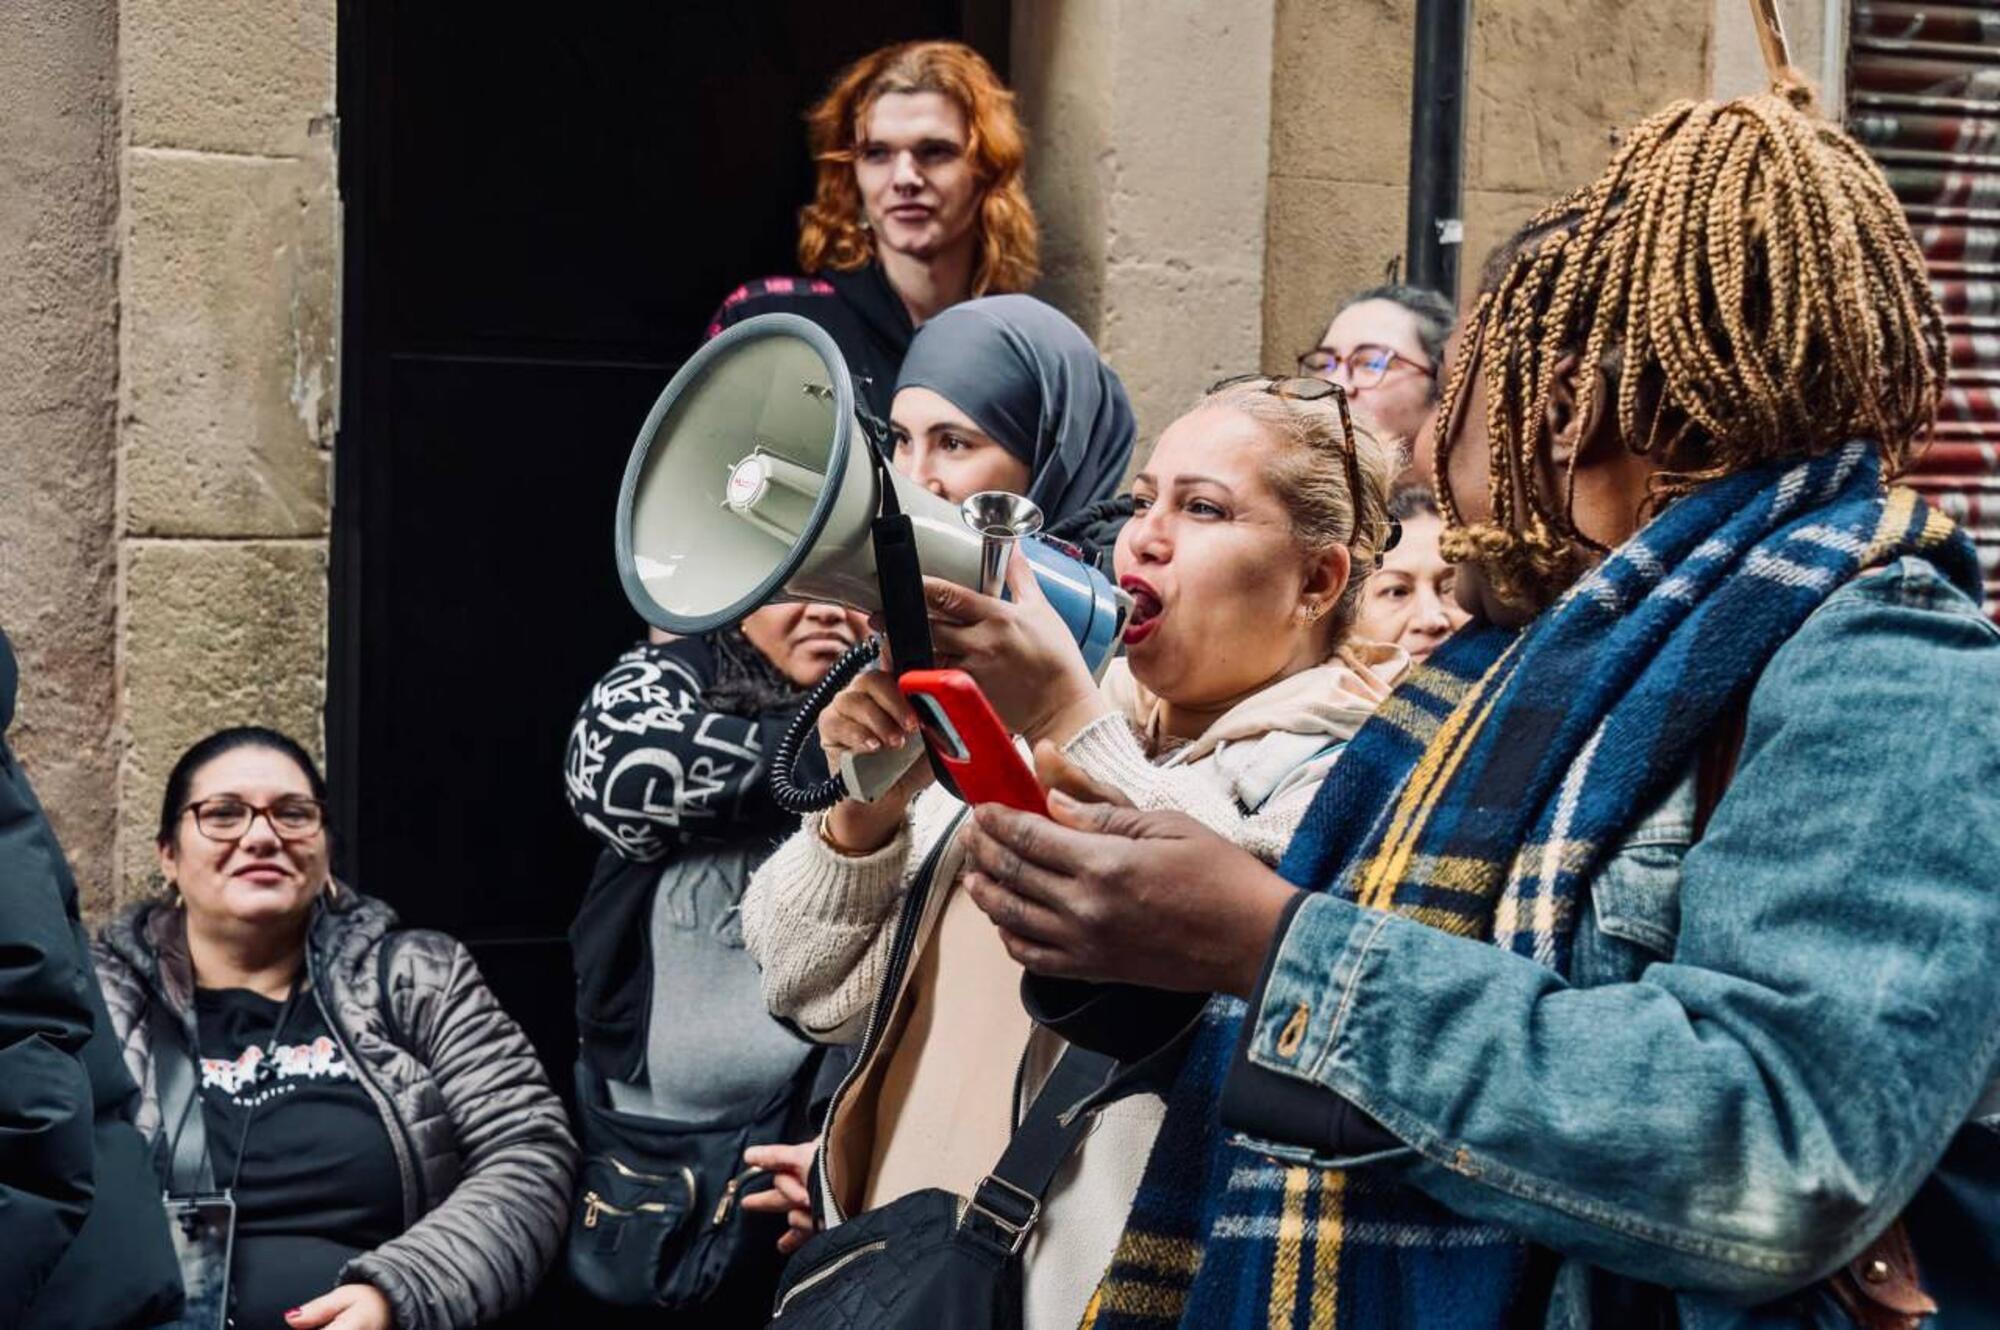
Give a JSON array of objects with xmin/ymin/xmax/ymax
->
[
  {"xmin": 1295, "ymin": 343, "xmax": 1435, "ymax": 389},
  {"xmin": 1205, "ymin": 375, "xmax": 1401, "ymax": 556},
  {"xmin": 181, "ymin": 796, "xmax": 326, "ymax": 843}
]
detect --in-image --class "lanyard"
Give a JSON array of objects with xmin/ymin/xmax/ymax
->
[
  {"xmin": 163, "ymin": 975, "xmax": 305, "ymax": 1194},
  {"xmin": 223, "ymin": 978, "xmax": 304, "ymax": 1191}
]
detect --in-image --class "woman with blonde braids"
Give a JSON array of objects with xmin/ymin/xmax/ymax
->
[{"xmin": 958, "ymin": 88, "xmax": 2000, "ymax": 1329}]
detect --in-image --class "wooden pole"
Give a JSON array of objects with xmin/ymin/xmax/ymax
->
[{"xmin": 1750, "ymin": 0, "xmax": 1796, "ymax": 87}]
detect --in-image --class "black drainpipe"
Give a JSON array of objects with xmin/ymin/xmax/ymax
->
[{"xmin": 1406, "ymin": 0, "xmax": 1471, "ymax": 299}]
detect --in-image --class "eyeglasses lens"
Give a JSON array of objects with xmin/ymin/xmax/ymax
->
[{"xmin": 193, "ymin": 799, "xmax": 323, "ymax": 842}]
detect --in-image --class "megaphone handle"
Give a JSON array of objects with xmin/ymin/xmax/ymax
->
[{"xmin": 839, "ymin": 741, "xmax": 928, "ymax": 803}]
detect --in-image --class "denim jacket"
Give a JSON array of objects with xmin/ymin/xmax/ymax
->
[{"xmin": 1227, "ymin": 556, "xmax": 2000, "ymax": 1328}]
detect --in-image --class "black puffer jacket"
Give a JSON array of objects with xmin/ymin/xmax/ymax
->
[
  {"xmin": 93, "ymin": 888, "xmax": 578, "ymax": 1330},
  {"xmin": 0, "ymin": 627, "xmax": 182, "ymax": 1330}
]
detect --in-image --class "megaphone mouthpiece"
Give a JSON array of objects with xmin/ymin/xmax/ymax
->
[{"xmin": 960, "ymin": 491, "xmax": 1045, "ymax": 598}]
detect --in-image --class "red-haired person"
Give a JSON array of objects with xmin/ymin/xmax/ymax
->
[{"xmin": 706, "ymin": 40, "xmax": 1038, "ymax": 425}]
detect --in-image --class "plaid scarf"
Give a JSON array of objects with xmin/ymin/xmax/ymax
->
[{"xmin": 1085, "ymin": 445, "xmax": 1979, "ymax": 1330}]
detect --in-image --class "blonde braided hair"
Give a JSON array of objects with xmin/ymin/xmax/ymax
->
[{"xmin": 1432, "ymin": 93, "xmax": 1946, "ymax": 608}]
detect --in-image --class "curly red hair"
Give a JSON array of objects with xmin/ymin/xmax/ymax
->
[{"xmin": 798, "ymin": 41, "xmax": 1039, "ymax": 296}]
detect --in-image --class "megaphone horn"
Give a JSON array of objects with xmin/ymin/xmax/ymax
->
[{"xmin": 613, "ymin": 313, "xmax": 1131, "ymax": 810}]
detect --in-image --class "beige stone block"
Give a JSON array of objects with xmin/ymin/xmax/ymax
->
[
  {"xmin": 1101, "ymin": 260, "xmax": 1267, "ymax": 471},
  {"xmin": 118, "ymin": 538, "xmax": 327, "ymax": 898},
  {"xmin": 0, "ymin": 0, "xmax": 121, "ymax": 918},
  {"xmin": 1015, "ymin": 0, "xmax": 1115, "ymax": 334},
  {"xmin": 1263, "ymin": 176, "xmax": 1411, "ymax": 370},
  {"xmin": 1099, "ymin": 0, "xmax": 1276, "ymax": 273},
  {"xmin": 123, "ymin": 0, "xmax": 334, "ymax": 156},
  {"xmin": 1269, "ymin": 0, "xmax": 1415, "ymax": 187},
  {"xmin": 1461, "ymin": 187, "xmax": 1551, "ymax": 289},
  {"xmin": 122, "ymin": 143, "xmax": 336, "ymax": 538},
  {"xmin": 1466, "ymin": 0, "xmax": 1712, "ymax": 196}
]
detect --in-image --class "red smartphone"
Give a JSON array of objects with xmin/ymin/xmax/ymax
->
[{"xmin": 897, "ymin": 669, "xmax": 1048, "ymax": 815}]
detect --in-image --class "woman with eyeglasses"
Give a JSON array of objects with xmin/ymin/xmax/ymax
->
[
  {"xmin": 741, "ymin": 376, "xmax": 1404, "ymax": 1328},
  {"xmin": 1298, "ymin": 283, "xmax": 1455, "ymax": 457},
  {"xmin": 91, "ymin": 727, "xmax": 577, "ymax": 1330}
]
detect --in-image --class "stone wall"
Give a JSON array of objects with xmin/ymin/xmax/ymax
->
[
  {"xmin": 1264, "ymin": 0, "xmax": 1717, "ymax": 368},
  {"xmin": 1, "ymin": 0, "xmax": 337, "ymax": 916},
  {"xmin": 1262, "ymin": 0, "xmax": 1418, "ymax": 382},
  {"xmin": 0, "ymin": 0, "xmax": 123, "ymax": 917},
  {"xmin": 117, "ymin": 0, "xmax": 339, "ymax": 899},
  {"xmin": 1014, "ymin": 0, "xmax": 1276, "ymax": 458}
]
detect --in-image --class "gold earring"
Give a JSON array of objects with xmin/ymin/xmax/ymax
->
[{"xmin": 1300, "ymin": 602, "xmax": 1327, "ymax": 623}]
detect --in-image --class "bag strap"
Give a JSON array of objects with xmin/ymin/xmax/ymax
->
[
  {"xmin": 957, "ymin": 1044, "xmax": 1117, "ymax": 1258},
  {"xmin": 149, "ymin": 997, "xmax": 217, "ymax": 1195}
]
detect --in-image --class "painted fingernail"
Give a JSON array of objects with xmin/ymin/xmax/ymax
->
[{"xmin": 864, "ymin": 738, "xmax": 881, "ymax": 751}]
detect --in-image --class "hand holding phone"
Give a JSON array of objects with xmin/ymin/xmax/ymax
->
[{"xmin": 897, "ymin": 669, "xmax": 1048, "ymax": 816}]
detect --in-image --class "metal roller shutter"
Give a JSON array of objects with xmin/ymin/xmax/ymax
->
[{"xmin": 1849, "ymin": 0, "xmax": 2000, "ymax": 616}]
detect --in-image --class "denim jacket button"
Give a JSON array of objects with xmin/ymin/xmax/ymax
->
[{"xmin": 1276, "ymin": 1002, "xmax": 1310, "ymax": 1058}]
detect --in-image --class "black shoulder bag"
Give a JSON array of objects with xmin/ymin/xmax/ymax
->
[{"xmin": 766, "ymin": 1042, "xmax": 1116, "ymax": 1328}]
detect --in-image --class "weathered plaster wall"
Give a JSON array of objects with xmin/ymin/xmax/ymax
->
[
  {"xmin": 0, "ymin": 0, "xmax": 123, "ymax": 915},
  {"xmin": 1014, "ymin": 0, "xmax": 1276, "ymax": 461},
  {"xmin": 1461, "ymin": 0, "xmax": 1715, "ymax": 296},
  {"xmin": 116, "ymin": 0, "xmax": 338, "ymax": 898},
  {"xmin": 1263, "ymin": 0, "xmax": 1715, "ymax": 367},
  {"xmin": 1262, "ymin": 0, "xmax": 1417, "ymax": 379}
]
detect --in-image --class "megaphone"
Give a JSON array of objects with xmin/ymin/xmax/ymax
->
[{"xmin": 613, "ymin": 313, "xmax": 1130, "ymax": 806}]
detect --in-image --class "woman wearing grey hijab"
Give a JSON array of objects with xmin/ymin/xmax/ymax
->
[{"xmin": 885, "ymin": 293, "xmax": 1135, "ymax": 530}]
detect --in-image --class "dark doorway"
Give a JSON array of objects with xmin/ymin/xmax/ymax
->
[{"xmin": 330, "ymin": 7, "xmax": 1005, "ymax": 1319}]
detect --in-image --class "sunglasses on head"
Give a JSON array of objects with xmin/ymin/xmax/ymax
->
[{"xmin": 1204, "ymin": 375, "xmax": 1402, "ymax": 558}]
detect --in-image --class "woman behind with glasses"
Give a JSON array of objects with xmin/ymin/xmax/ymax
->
[
  {"xmin": 742, "ymin": 376, "xmax": 1403, "ymax": 1328},
  {"xmin": 91, "ymin": 727, "xmax": 576, "ymax": 1330},
  {"xmin": 1297, "ymin": 283, "xmax": 1454, "ymax": 459}
]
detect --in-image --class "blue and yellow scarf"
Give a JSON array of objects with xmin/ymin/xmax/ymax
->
[{"xmin": 1085, "ymin": 444, "xmax": 1980, "ymax": 1329}]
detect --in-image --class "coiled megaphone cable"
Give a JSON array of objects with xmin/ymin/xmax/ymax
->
[{"xmin": 768, "ymin": 634, "xmax": 883, "ymax": 814}]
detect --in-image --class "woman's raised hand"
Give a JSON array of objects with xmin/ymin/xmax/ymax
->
[
  {"xmin": 819, "ymin": 658, "xmax": 932, "ymax": 854},
  {"xmin": 922, "ymin": 555, "xmax": 1106, "ymax": 745},
  {"xmin": 816, "ymin": 663, "xmax": 919, "ymax": 769}
]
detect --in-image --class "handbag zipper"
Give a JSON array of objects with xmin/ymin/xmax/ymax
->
[
  {"xmin": 581, "ymin": 1189, "xmax": 672, "ymax": 1228},
  {"xmin": 813, "ymin": 809, "xmax": 970, "ymax": 1227},
  {"xmin": 711, "ymin": 1165, "xmax": 766, "ymax": 1226},
  {"xmin": 771, "ymin": 1239, "xmax": 890, "ymax": 1318}
]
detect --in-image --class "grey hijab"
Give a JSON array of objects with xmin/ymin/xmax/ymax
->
[{"xmin": 893, "ymin": 294, "xmax": 1136, "ymax": 527}]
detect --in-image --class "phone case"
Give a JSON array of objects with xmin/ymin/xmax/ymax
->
[{"xmin": 897, "ymin": 669, "xmax": 1048, "ymax": 815}]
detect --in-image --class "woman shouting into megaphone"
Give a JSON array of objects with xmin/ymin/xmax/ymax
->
[{"xmin": 741, "ymin": 356, "xmax": 1408, "ymax": 1328}]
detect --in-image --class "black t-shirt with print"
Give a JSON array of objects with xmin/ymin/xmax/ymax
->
[{"xmin": 194, "ymin": 985, "xmax": 403, "ymax": 1328}]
